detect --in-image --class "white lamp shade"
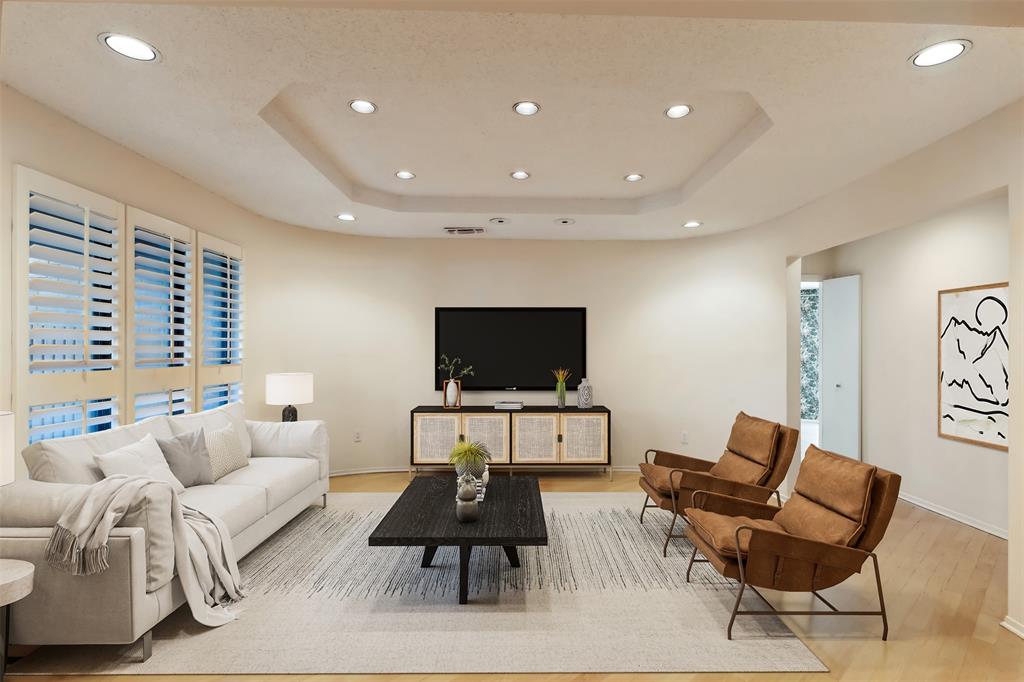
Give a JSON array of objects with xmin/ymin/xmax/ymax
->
[
  {"xmin": 265, "ymin": 373, "xmax": 314, "ymax": 406},
  {"xmin": 0, "ymin": 412, "xmax": 14, "ymax": 486}
]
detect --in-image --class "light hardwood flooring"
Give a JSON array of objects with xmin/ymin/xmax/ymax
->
[{"xmin": 29, "ymin": 471, "xmax": 1024, "ymax": 682}]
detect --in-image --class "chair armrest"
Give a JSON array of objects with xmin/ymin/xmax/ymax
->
[
  {"xmin": 644, "ymin": 449, "xmax": 715, "ymax": 472},
  {"xmin": 247, "ymin": 419, "xmax": 330, "ymax": 479},
  {"xmin": 690, "ymin": 491, "xmax": 781, "ymax": 521},
  {"xmin": 672, "ymin": 471, "xmax": 775, "ymax": 504},
  {"xmin": 738, "ymin": 526, "xmax": 870, "ymax": 575}
]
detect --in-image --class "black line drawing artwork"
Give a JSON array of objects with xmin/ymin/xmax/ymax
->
[{"xmin": 939, "ymin": 284, "xmax": 1009, "ymax": 449}]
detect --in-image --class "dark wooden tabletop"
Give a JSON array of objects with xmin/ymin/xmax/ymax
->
[{"xmin": 368, "ymin": 475, "xmax": 548, "ymax": 547}]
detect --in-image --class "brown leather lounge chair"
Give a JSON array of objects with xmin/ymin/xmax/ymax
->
[
  {"xmin": 638, "ymin": 412, "xmax": 798, "ymax": 556},
  {"xmin": 684, "ymin": 445, "xmax": 902, "ymax": 640}
]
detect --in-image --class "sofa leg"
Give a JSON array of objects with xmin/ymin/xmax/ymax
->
[
  {"xmin": 138, "ymin": 629, "xmax": 152, "ymax": 663},
  {"xmin": 321, "ymin": 493, "xmax": 327, "ymax": 509}
]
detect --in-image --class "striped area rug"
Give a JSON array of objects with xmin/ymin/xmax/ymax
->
[{"xmin": 10, "ymin": 491, "xmax": 826, "ymax": 675}]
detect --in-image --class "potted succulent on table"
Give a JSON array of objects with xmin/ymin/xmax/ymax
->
[
  {"xmin": 449, "ymin": 440, "xmax": 491, "ymax": 479},
  {"xmin": 438, "ymin": 354, "xmax": 474, "ymax": 409},
  {"xmin": 551, "ymin": 367, "xmax": 572, "ymax": 409}
]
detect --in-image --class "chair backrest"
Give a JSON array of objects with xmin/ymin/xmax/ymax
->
[
  {"xmin": 761, "ymin": 424, "xmax": 798, "ymax": 491},
  {"xmin": 855, "ymin": 466, "xmax": 902, "ymax": 553}
]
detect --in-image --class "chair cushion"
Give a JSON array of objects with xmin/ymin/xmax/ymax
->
[
  {"xmin": 639, "ymin": 462, "xmax": 679, "ymax": 494},
  {"xmin": 774, "ymin": 445, "xmax": 877, "ymax": 547},
  {"xmin": 216, "ymin": 457, "xmax": 319, "ymax": 511},
  {"xmin": 686, "ymin": 508, "xmax": 786, "ymax": 558},
  {"xmin": 22, "ymin": 416, "xmax": 173, "ymax": 484},
  {"xmin": 724, "ymin": 412, "xmax": 780, "ymax": 468},
  {"xmin": 179, "ymin": 483, "xmax": 267, "ymax": 536},
  {"xmin": 709, "ymin": 451, "xmax": 767, "ymax": 486}
]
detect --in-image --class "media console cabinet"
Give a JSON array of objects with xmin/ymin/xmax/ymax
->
[{"xmin": 410, "ymin": 405, "xmax": 611, "ymax": 479}]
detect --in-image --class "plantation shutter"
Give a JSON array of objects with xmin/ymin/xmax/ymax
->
[
  {"xmin": 15, "ymin": 167, "xmax": 125, "ymax": 448},
  {"xmin": 125, "ymin": 208, "xmax": 196, "ymax": 422},
  {"xmin": 196, "ymin": 233, "xmax": 243, "ymax": 405}
]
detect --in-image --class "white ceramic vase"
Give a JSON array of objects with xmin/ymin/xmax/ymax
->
[
  {"xmin": 577, "ymin": 378, "xmax": 593, "ymax": 408},
  {"xmin": 444, "ymin": 379, "xmax": 459, "ymax": 407}
]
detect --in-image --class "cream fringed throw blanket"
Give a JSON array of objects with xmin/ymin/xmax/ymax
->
[{"xmin": 46, "ymin": 474, "xmax": 244, "ymax": 627}]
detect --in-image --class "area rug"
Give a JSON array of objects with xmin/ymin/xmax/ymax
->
[{"xmin": 10, "ymin": 491, "xmax": 826, "ymax": 674}]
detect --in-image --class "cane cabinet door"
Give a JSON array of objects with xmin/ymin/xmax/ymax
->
[
  {"xmin": 412, "ymin": 413, "xmax": 461, "ymax": 464},
  {"xmin": 560, "ymin": 413, "xmax": 609, "ymax": 463},
  {"xmin": 511, "ymin": 413, "xmax": 560, "ymax": 463},
  {"xmin": 462, "ymin": 413, "xmax": 511, "ymax": 464}
]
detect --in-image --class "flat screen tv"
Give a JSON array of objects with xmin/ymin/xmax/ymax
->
[{"xmin": 435, "ymin": 307, "xmax": 586, "ymax": 391}]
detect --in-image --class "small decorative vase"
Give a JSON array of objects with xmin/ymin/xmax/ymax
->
[
  {"xmin": 454, "ymin": 459, "xmax": 487, "ymax": 479},
  {"xmin": 456, "ymin": 477, "xmax": 480, "ymax": 522},
  {"xmin": 577, "ymin": 378, "xmax": 593, "ymax": 409},
  {"xmin": 556, "ymin": 380, "xmax": 566, "ymax": 409},
  {"xmin": 481, "ymin": 465, "xmax": 490, "ymax": 488},
  {"xmin": 443, "ymin": 379, "xmax": 461, "ymax": 409}
]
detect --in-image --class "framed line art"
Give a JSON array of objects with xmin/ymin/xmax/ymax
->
[{"xmin": 938, "ymin": 282, "xmax": 1009, "ymax": 451}]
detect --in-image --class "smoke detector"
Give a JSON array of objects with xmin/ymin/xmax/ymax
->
[{"xmin": 443, "ymin": 226, "xmax": 485, "ymax": 235}]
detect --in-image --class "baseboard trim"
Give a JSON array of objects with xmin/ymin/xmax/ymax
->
[
  {"xmin": 1000, "ymin": 616, "xmax": 1024, "ymax": 640},
  {"xmin": 899, "ymin": 492, "xmax": 1007, "ymax": 539},
  {"xmin": 330, "ymin": 467, "xmax": 408, "ymax": 477}
]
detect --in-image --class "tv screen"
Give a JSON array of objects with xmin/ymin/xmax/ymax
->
[{"xmin": 435, "ymin": 307, "xmax": 586, "ymax": 391}]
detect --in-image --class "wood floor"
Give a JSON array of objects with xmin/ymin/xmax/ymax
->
[{"xmin": 32, "ymin": 471, "xmax": 1024, "ymax": 682}]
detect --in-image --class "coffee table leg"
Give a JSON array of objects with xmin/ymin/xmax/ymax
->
[
  {"xmin": 421, "ymin": 546, "xmax": 438, "ymax": 568},
  {"xmin": 502, "ymin": 545, "xmax": 521, "ymax": 567},
  {"xmin": 459, "ymin": 544, "xmax": 473, "ymax": 604}
]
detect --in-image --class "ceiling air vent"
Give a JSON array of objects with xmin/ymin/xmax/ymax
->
[{"xmin": 443, "ymin": 226, "xmax": 485, "ymax": 236}]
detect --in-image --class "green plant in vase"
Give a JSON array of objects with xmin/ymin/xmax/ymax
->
[
  {"xmin": 449, "ymin": 440, "xmax": 491, "ymax": 479},
  {"xmin": 551, "ymin": 367, "xmax": 572, "ymax": 409}
]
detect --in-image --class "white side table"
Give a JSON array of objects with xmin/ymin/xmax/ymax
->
[{"xmin": 0, "ymin": 560, "xmax": 34, "ymax": 681}]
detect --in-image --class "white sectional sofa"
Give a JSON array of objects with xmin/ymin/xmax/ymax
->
[{"xmin": 0, "ymin": 403, "xmax": 329, "ymax": 657}]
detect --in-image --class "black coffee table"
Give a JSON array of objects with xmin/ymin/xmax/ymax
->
[{"xmin": 368, "ymin": 475, "xmax": 547, "ymax": 604}]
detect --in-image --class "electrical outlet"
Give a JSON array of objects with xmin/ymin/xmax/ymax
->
[
  {"xmin": 353, "ymin": 431, "xmax": 362, "ymax": 443},
  {"xmin": 680, "ymin": 431, "xmax": 689, "ymax": 445}
]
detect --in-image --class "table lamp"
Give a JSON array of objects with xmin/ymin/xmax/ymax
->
[
  {"xmin": 265, "ymin": 373, "xmax": 314, "ymax": 422},
  {"xmin": 1, "ymin": 412, "xmax": 14, "ymax": 486}
]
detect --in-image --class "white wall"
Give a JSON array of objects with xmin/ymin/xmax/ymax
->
[{"xmin": 808, "ymin": 194, "xmax": 1010, "ymax": 536}]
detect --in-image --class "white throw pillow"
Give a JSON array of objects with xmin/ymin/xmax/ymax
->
[
  {"xmin": 93, "ymin": 433, "xmax": 185, "ymax": 494},
  {"xmin": 205, "ymin": 423, "xmax": 248, "ymax": 480}
]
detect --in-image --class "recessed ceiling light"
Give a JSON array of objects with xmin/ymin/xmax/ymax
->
[
  {"xmin": 395, "ymin": 170, "xmax": 416, "ymax": 180},
  {"xmin": 664, "ymin": 104, "xmax": 692, "ymax": 119},
  {"xmin": 555, "ymin": 218, "xmax": 576, "ymax": 225},
  {"xmin": 98, "ymin": 33, "xmax": 159, "ymax": 61},
  {"xmin": 349, "ymin": 99, "xmax": 377, "ymax": 114},
  {"xmin": 489, "ymin": 217, "xmax": 507, "ymax": 224},
  {"xmin": 683, "ymin": 220, "xmax": 703, "ymax": 229},
  {"xmin": 337, "ymin": 213, "xmax": 356, "ymax": 222},
  {"xmin": 910, "ymin": 39, "xmax": 972, "ymax": 67},
  {"xmin": 624, "ymin": 173, "xmax": 644, "ymax": 182},
  {"xmin": 513, "ymin": 101, "xmax": 541, "ymax": 116},
  {"xmin": 510, "ymin": 170, "xmax": 530, "ymax": 180}
]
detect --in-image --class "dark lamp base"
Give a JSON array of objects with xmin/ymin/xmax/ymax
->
[{"xmin": 282, "ymin": 405, "xmax": 298, "ymax": 422}]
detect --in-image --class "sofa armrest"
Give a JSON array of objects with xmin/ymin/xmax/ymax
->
[
  {"xmin": 673, "ymin": 471, "xmax": 775, "ymax": 504},
  {"xmin": 689, "ymin": 491, "xmax": 781, "ymax": 521},
  {"xmin": 0, "ymin": 526, "xmax": 155, "ymax": 645},
  {"xmin": 247, "ymin": 419, "xmax": 330, "ymax": 479},
  {"xmin": 739, "ymin": 527, "xmax": 870, "ymax": 575},
  {"xmin": 644, "ymin": 449, "xmax": 715, "ymax": 472},
  {"xmin": 0, "ymin": 479, "xmax": 174, "ymax": 593}
]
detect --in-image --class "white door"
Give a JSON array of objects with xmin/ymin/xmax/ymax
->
[{"xmin": 819, "ymin": 275, "xmax": 861, "ymax": 459}]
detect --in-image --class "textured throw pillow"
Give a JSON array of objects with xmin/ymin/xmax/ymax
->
[
  {"xmin": 205, "ymin": 424, "xmax": 248, "ymax": 480},
  {"xmin": 156, "ymin": 428, "xmax": 214, "ymax": 488},
  {"xmin": 93, "ymin": 433, "xmax": 185, "ymax": 494}
]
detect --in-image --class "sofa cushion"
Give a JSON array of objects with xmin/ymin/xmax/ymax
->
[
  {"xmin": 178, "ymin": 483, "xmax": 267, "ymax": 536},
  {"xmin": 686, "ymin": 508, "xmax": 786, "ymax": 558},
  {"xmin": 709, "ymin": 451, "xmax": 767, "ymax": 486},
  {"xmin": 206, "ymin": 424, "xmax": 249, "ymax": 481},
  {"xmin": 157, "ymin": 428, "xmax": 214, "ymax": 488},
  {"xmin": 725, "ymin": 412, "xmax": 780, "ymax": 468},
  {"xmin": 93, "ymin": 433, "xmax": 185, "ymax": 494},
  {"xmin": 169, "ymin": 403, "xmax": 251, "ymax": 457},
  {"xmin": 22, "ymin": 416, "xmax": 173, "ymax": 484},
  {"xmin": 774, "ymin": 445, "xmax": 877, "ymax": 547},
  {"xmin": 216, "ymin": 457, "xmax": 319, "ymax": 511}
]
